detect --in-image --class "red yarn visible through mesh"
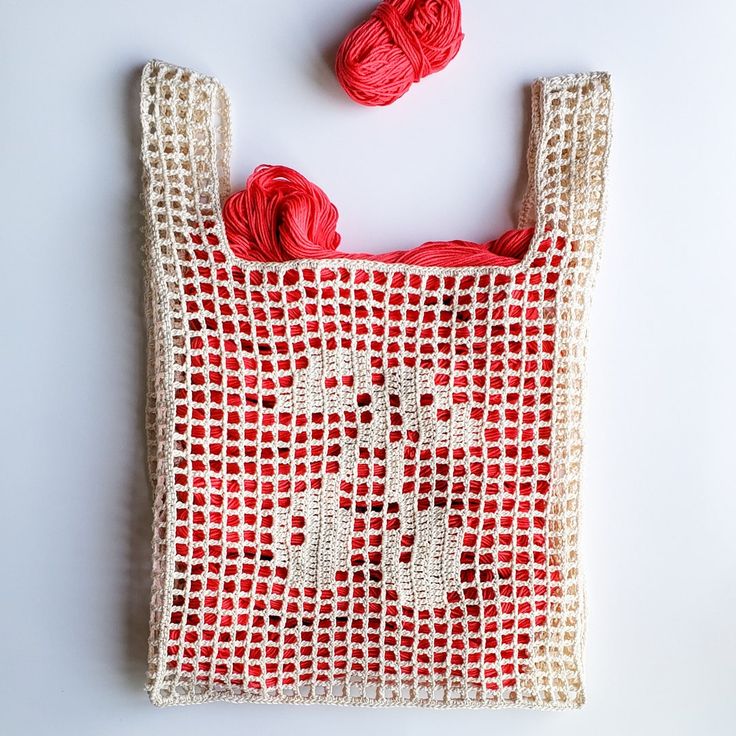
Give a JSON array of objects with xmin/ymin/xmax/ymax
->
[
  {"xmin": 335, "ymin": 0, "xmax": 464, "ymax": 106},
  {"xmin": 222, "ymin": 165, "xmax": 535, "ymax": 266}
]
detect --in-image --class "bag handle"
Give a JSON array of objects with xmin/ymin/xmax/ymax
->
[
  {"xmin": 517, "ymin": 72, "xmax": 611, "ymax": 698},
  {"xmin": 520, "ymin": 72, "xmax": 612, "ymax": 270},
  {"xmin": 141, "ymin": 61, "xmax": 611, "ymax": 277},
  {"xmin": 140, "ymin": 60, "xmax": 231, "ymax": 264}
]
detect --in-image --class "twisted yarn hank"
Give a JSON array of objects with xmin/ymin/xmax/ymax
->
[
  {"xmin": 222, "ymin": 164, "xmax": 535, "ymax": 266},
  {"xmin": 335, "ymin": 0, "xmax": 464, "ymax": 106}
]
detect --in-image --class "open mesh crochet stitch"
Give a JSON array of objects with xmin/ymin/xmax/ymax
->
[{"xmin": 140, "ymin": 60, "xmax": 611, "ymax": 708}]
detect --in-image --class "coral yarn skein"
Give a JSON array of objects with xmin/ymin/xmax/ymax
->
[
  {"xmin": 335, "ymin": 0, "xmax": 464, "ymax": 106},
  {"xmin": 222, "ymin": 164, "xmax": 535, "ymax": 266}
]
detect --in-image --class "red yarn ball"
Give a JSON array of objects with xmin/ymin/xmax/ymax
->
[
  {"xmin": 335, "ymin": 0, "xmax": 464, "ymax": 106},
  {"xmin": 223, "ymin": 165, "xmax": 341, "ymax": 262}
]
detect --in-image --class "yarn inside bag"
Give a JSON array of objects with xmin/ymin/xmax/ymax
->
[{"xmin": 222, "ymin": 164, "xmax": 535, "ymax": 266}]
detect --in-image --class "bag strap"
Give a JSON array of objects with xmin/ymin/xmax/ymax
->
[
  {"xmin": 519, "ymin": 72, "xmax": 612, "ymax": 271},
  {"xmin": 517, "ymin": 73, "xmax": 611, "ymax": 702},
  {"xmin": 141, "ymin": 61, "xmax": 610, "ymax": 276},
  {"xmin": 140, "ymin": 62, "xmax": 233, "ymax": 697},
  {"xmin": 140, "ymin": 60, "xmax": 231, "ymax": 265}
]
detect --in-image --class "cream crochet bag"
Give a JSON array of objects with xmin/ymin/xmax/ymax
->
[{"xmin": 140, "ymin": 60, "xmax": 611, "ymax": 709}]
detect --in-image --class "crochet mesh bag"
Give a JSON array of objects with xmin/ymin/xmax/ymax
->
[{"xmin": 140, "ymin": 60, "xmax": 611, "ymax": 709}]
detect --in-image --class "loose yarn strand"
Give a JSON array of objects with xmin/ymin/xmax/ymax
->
[{"xmin": 335, "ymin": 0, "xmax": 464, "ymax": 106}]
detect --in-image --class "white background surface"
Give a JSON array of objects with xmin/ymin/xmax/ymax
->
[{"xmin": 2, "ymin": 1, "xmax": 735, "ymax": 734}]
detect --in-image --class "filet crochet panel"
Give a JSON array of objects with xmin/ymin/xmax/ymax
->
[{"xmin": 140, "ymin": 60, "xmax": 611, "ymax": 708}]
